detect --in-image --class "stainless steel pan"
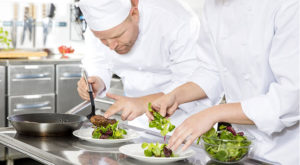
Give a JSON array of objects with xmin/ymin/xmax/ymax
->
[{"xmin": 7, "ymin": 101, "xmax": 90, "ymax": 137}]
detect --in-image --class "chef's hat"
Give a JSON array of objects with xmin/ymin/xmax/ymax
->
[{"xmin": 79, "ymin": 0, "xmax": 131, "ymax": 31}]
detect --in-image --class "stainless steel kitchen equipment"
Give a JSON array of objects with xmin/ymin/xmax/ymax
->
[
  {"xmin": 56, "ymin": 64, "xmax": 85, "ymax": 114},
  {"xmin": 0, "ymin": 66, "xmax": 5, "ymax": 161},
  {"xmin": 7, "ymin": 113, "xmax": 86, "ymax": 136},
  {"xmin": 0, "ymin": 66, "xmax": 5, "ymax": 128},
  {"xmin": 0, "ymin": 124, "xmax": 271, "ymax": 165},
  {"xmin": 8, "ymin": 94, "xmax": 55, "ymax": 115},
  {"xmin": 8, "ymin": 65, "xmax": 55, "ymax": 96}
]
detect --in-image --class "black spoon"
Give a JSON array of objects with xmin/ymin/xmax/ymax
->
[{"xmin": 82, "ymin": 70, "xmax": 95, "ymax": 119}]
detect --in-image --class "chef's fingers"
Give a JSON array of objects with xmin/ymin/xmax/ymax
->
[
  {"xmin": 77, "ymin": 84, "xmax": 90, "ymax": 101},
  {"xmin": 167, "ymin": 124, "xmax": 185, "ymax": 148},
  {"xmin": 121, "ymin": 109, "xmax": 132, "ymax": 121},
  {"xmin": 181, "ymin": 134, "xmax": 198, "ymax": 151},
  {"xmin": 170, "ymin": 129, "xmax": 192, "ymax": 151},
  {"xmin": 104, "ymin": 104, "xmax": 122, "ymax": 118},
  {"xmin": 145, "ymin": 109, "xmax": 154, "ymax": 120},
  {"xmin": 126, "ymin": 112, "xmax": 137, "ymax": 121},
  {"xmin": 153, "ymin": 103, "xmax": 167, "ymax": 117},
  {"xmin": 166, "ymin": 102, "xmax": 178, "ymax": 117},
  {"xmin": 106, "ymin": 93, "xmax": 121, "ymax": 101},
  {"xmin": 87, "ymin": 77, "xmax": 98, "ymax": 84}
]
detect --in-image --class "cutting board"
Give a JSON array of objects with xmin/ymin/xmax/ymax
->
[{"xmin": 0, "ymin": 50, "xmax": 47, "ymax": 59}]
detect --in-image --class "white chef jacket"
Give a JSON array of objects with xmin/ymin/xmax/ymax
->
[
  {"xmin": 82, "ymin": 0, "xmax": 212, "ymax": 130},
  {"xmin": 192, "ymin": 0, "xmax": 299, "ymax": 164}
]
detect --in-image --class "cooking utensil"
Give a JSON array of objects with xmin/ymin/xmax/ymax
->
[
  {"xmin": 42, "ymin": 3, "xmax": 56, "ymax": 45},
  {"xmin": 11, "ymin": 3, "xmax": 18, "ymax": 48},
  {"xmin": 31, "ymin": 4, "xmax": 36, "ymax": 47},
  {"xmin": 82, "ymin": 70, "xmax": 96, "ymax": 119},
  {"xmin": 7, "ymin": 113, "xmax": 87, "ymax": 136},
  {"xmin": 21, "ymin": 6, "xmax": 33, "ymax": 45}
]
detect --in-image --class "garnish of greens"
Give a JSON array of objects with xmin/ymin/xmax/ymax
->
[
  {"xmin": 148, "ymin": 102, "xmax": 175, "ymax": 137},
  {"xmin": 141, "ymin": 142, "xmax": 177, "ymax": 157},
  {"xmin": 197, "ymin": 125, "xmax": 251, "ymax": 162},
  {"xmin": 92, "ymin": 121, "xmax": 127, "ymax": 139}
]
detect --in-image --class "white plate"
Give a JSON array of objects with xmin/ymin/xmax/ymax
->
[
  {"xmin": 119, "ymin": 143, "xmax": 195, "ymax": 163},
  {"xmin": 73, "ymin": 128, "xmax": 140, "ymax": 144}
]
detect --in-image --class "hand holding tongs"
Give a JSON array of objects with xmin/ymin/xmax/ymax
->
[{"xmin": 82, "ymin": 69, "xmax": 96, "ymax": 119}]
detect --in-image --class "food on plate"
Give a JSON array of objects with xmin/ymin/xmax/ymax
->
[
  {"xmin": 90, "ymin": 115, "xmax": 117, "ymax": 127},
  {"xmin": 198, "ymin": 125, "xmax": 252, "ymax": 163},
  {"xmin": 91, "ymin": 116, "xmax": 126, "ymax": 139},
  {"xmin": 148, "ymin": 103, "xmax": 175, "ymax": 136},
  {"xmin": 141, "ymin": 142, "xmax": 176, "ymax": 157}
]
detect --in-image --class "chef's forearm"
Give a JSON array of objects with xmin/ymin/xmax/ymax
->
[
  {"xmin": 210, "ymin": 103, "xmax": 254, "ymax": 125},
  {"xmin": 171, "ymin": 82, "xmax": 207, "ymax": 105},
  {"xmin": 140, "ymin": 92, "xmax": 164, "ymax": 104}
]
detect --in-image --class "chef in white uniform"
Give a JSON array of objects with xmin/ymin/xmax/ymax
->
[
  {"xmin": 148, "ymin": 0, "xmax": 299, "ymax": 164},
  {"xmin": 77, "ymin": 0, "xmax": 212, "ymax": 129}
]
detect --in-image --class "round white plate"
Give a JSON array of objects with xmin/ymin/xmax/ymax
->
[
  {"xmin": 73, "ymin": 128, "xmax": 140, "ymax": 144},
  {"xmin": 119, "ymin": 143, "xmax": 195, "ymax": 163}
]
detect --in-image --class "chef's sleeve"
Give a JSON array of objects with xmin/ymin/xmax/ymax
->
[
  {"xmin": 189, "ymin": 6, "xmax": 224, "ymax": 106},
  {"xmin": 164, "ymin": 14, "xmax": 216, "ymax": 111},
  {"xmin": 82, "ymin": 28, "xmax": 113, "ymax": 97},
  {"xmin": 241, "ymin": 0, "xmax": 299, "ymax": 135}
]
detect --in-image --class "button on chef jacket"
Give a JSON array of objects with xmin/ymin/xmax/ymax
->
[
  {"xmin": 192, "ymin": 0, "xmax": 299, "ymax": 164},
  {"xmin": 82, "ymin": 0, "xmax": 212, "ymax": 131}
]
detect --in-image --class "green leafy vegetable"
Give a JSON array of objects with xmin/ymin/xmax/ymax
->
[
  {"xmin": 148, "ymin": 102, "xmax": 175, "ymax": 136},
  {"xmin": 0, "ymin": 27, "xmax": 12, "ymax": 49},
  {"xmin": 141, "ymin": 142, "xmax": 176, "ymax": 157},
  {"xmin": 92, "ymin": 121, "xmax": 127, "ymax": 139},
  {"xmin": 198, "ymin": 126, "xmax": 251, "ymax": 163}
]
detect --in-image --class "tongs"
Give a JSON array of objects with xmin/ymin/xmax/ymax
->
[{"xmin": 82, "ymin": 70, "xmax": 95, "ymax": 119}]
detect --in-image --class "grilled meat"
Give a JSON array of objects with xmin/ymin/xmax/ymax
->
[{"xmin": 90, "ymin": 115, "xmax": 117, "ymax": 127}]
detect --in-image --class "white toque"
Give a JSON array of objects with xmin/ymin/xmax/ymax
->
[{"xmin": 79, "ymin": 0, "xmax": 131, "ymax": 31}]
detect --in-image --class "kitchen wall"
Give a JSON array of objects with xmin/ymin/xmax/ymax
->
[{"xmin": 0, "ymin": 0, "xmax": 204, "ymax": 55}]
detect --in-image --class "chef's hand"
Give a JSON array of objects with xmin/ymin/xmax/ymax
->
[
  {"xmin": 77, "ymin": 76, "xmax": 105, "ymax": 100},
  {"xmin": 167, "ymin": 108, "xmax": 216, "ymax": 152},
  {"xmin": 104, "ymin": 93, "xmax": 147, "ymax": 121},
  {"xmin": 146, "ymin": 93, "xmax": 179, "ymax": 120}
]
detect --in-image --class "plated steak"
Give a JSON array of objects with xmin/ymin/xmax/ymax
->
[{"xmin": 90, "ymin": 115, "xmax": 117, "ymax": 127}]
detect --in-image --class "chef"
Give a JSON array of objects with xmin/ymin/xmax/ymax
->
[
  {"xmin": 77, "ymin": 0, "xmax": 212, "ymax": 129},
  {"xmin": 148, "ymin": 0, "xmax": 299, "ymax": 164}
]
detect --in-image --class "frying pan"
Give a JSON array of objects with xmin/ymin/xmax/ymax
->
[{"xmin": 7, "ymin": 101, "xmax": 90, "ymax": 137}]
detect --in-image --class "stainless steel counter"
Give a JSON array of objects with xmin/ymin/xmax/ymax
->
[
  {"xmin": 0, "ymin": 123, "xmax": 268, "ymax": 165},
  {"xmin": 0, "ymin": 58, "xmax": 81, "ymax": 66}
]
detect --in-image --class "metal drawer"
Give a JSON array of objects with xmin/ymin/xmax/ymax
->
[
  {"xmin": 0, "ymin": 66, "xmax": 5, "ymax": 127},
  {"xmin": 56, "ymin": 64, "xmax": 83, "ymax": 113},
  {"xmin": 8, "ymin": 65, "xmax": 54, "ymax": 96},
  {"xmin": 0, "ymin": 144, "xmax": 4, "ymax": 161},
  {"xmin": 8, "ymin": 94, "xmax": 55, "ymax": 115}
]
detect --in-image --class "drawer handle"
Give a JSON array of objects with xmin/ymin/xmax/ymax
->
[
  {"xmin": 15, "ymin": 101, "xmax": 50, "ymax": 109},
  {"xmin": 61, "ymin": 73, "xmax": 81, "ymax": 78},
  {"xmin": 15, "ymin": 73, "xmax": 50, "ymax": 79}
]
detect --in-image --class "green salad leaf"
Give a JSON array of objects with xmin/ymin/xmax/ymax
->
[
  {"xmin": 92, "ymin": 121, "xmax": 127, "ymax": 139},
  {"xmin": 148, "ymin": 102, "xmax": 175, "ymax": 136},
  {"xmin": 198, "ymin": 126, "xmax": 251, "ymax": 163},
  {"xmin": 141, "ymin": 142, "xmax": 176, "ymax": 157}
]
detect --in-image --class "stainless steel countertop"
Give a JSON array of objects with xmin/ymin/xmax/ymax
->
[
  {"xmin": 0, "ymin": 123, "xmax": 268, "ymax": 165},
  {"xmin": 0, "ymin": 58, "xmax": 81, "ymax": 66}
]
